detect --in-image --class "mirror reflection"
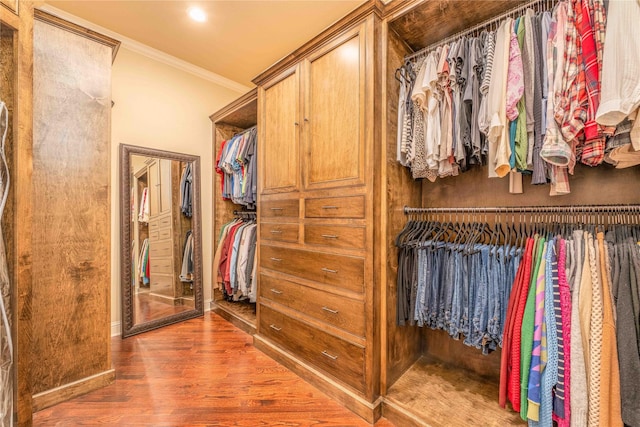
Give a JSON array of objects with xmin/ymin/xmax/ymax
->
[
  {"xmin": 130, "ymin": 155, "xmax": 195, "ymax": 324},
  {"xmin": 120, "ymin": 144, "xmax": 203, "ymax": 337}
]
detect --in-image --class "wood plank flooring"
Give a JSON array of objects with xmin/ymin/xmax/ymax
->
[
  {"xmin": 33, "ymin": 312, "xmax": 395, "ymax": 426},
  {"xmin": 134, "ymin": 292, "xmax": 192, "ymax": 324}
]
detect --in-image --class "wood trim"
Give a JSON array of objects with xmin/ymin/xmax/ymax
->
[
  {"xmin": 251, "ymin": 0, "xmax": 384, "ymax": 86},
  {"xmin": 32, "ymin": 368, "xmax": 116, "ymax": 412},
  {"xmin": 381, "ymin": 398, "xmax": 429, "ymax": 427},
  {"xmin": 381, "ymin": 0, "xmax": 424, "ymax": 21},
  {"xmin": 210, "ymin": 301, "xmax": 257, "ymax": 335},
  {"xmin": 0, "ymin": 0, "xmax": 17, "ymax": 16},
  {"xmin": 13, "ymin": 2, "xmax": 34, "ymax": 425},
  {"xmin": 253, "ymin": 335, "xmax": 383, "ymax": 424},
  {"xmin": 34, "ymin": 9, "xmax": 121, "ymax": 62},
  {"xmin": 209, "ymin": 87, "xmax": 257, "ymax": 123}
]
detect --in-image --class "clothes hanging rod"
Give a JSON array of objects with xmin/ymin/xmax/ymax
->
[
  {"xmin": 234, "ymin": 210, "xmax": 256, "ymax": 216},
  {"xmin": 403, "ymin": 204, "xmax": 640, "ymax": 215},
  {"xmin": 404, "ymin": 0, "xmax": 554, "ymax": 62}
]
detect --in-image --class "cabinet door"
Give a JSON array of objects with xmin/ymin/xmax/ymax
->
[
  {"xmin": 260, "ymin": 66, "xmax": 300, "ymax": 194},
  {"xmin": 159, "ymin": 158, "xmax": 172, "ymax": 214},
  {"xmin": 148, "ymin": 161, "xmax": 160, "ymax": 216},
  {"xmin": 304, "ymin": 26, "xmax": 366, "ymax": 190}
]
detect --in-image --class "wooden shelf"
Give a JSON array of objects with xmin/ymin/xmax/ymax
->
[
  {"xmin": 211, "ymin": 289, "xmax": 256, "ymax": 335},
  {"xmin": 383, "ymin": 357, "xmax": 524, "ymax": 427}
]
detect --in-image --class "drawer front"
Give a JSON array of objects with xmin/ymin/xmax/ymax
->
[
  {"xmin": 149, "ymin": 240, "xmax": 172, "ymax": 258},
  {"xmin": 149, "ymin": 230, "xmax": 160, "ymax": 241},
  {"xmin": 150, "ymin": 273, "xmax": 173, "ymax": 296},
  {"xmin": 260, "ymin": 304, "xmax": 365, "ymax": 391},
  {"xmin": 305, "ymin": 195, "xmax": 365, "ymax": 219},
  {"xmin": 260, "ymin": 274, "xmax": 365, "ymax": 337},
  {"xmin": 260, "ymin": 245, "xmax": 364, "ymax": 293},
  {"xmin": 262, "ymin": 199, "xmax": 299, "ymax": 218},
  {"xmin": 158, "ymin": 227, "xmax": 172, "ymax": 240},
  {"xmin": 149, "ymin": 257, "xmax": 172, "ymax": 275},
  {"xmin": 304, "ymin": 225, "xmax": 365, "ymax": 250},
  {"xmin": 149, "ymin": 220, "xmax": 160, "ymax": 232},
  {"xmin": 261, "ymin": 222, "xmax": 299, "ymax": 243},
  {"xmin": 158, "ymin": 215, "xmax": 172, "ymax": 229}
]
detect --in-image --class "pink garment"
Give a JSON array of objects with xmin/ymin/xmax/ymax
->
[
  {"xmin": 555, "ymin": 239, "xmax": 572, "ymax": 427},
  {"xmin": 506, "ymin": 20, "xmax": 525, "ymax": 122}
]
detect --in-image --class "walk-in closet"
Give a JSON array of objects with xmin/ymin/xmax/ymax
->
[{"xmin": 210, "ymin": 89, "xmax": 259, "ymax": 334}]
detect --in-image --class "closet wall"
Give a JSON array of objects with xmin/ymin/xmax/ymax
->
[
  {"xmin": 31, "ymin": 11, "xmax": 120, "ymax": 411},
  {"xmin": 210, "ymin": 89, "xmax": 258, "ymax": 333},
  {"xmin": 381, "ymin": 0, "xmax": 640, "ymax": 426},
  {"xmin": 0, "ymin": 1, "xmax": 34, "ymax": 424}
]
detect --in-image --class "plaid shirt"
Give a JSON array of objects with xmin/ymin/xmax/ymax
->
[
  {"xmin": 557, "ymin": 0, "xmax": 587, "ymax": 167},
  {"xmin": 578, "ymin": 0, "xmax": 607, "ymax": 165}
]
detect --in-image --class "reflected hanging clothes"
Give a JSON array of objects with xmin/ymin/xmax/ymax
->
[{"xmin": 179, "ymin": 230, "xmax": 194, "ymax": 284}]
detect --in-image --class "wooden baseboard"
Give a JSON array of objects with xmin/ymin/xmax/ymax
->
[
  {"xmin": 254, "ymin": 334, "xmax": 382, "ymax": 424},
  {"xmin": 382, "ymin": 397, "xmax": 432, "ymax": 427},
  {"xmin": 32, "ymin": 368, "xmax": 116, "ymax": 412},
  {"xmin": 211, "ymin": 301, "xmax": 256, "ymax": 335}
]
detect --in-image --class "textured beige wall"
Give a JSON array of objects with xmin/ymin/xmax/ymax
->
[{"xmin": 111, "ymin": 47, "xmax": 244, "ymax": 330}]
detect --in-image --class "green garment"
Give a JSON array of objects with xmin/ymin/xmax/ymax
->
[
  {"xmin": 520, "ymin": 235, "xmax": 545, "ymax": 421},
  {"xmin": 515, "ymin": 17, "xmax": 529, "ymax": 171}
]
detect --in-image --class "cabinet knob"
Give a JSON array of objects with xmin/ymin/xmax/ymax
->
[
  {"xmin": 269, "ymin": 324, "xmax": 282, "ymax": 332},
  {"xmin": 270, "ymin": 230, "xmax": 283, "ymax": 234},
  {"xmin": 321, "ymin": 267, "xmax": 338, "ymax": 274},
  {"xmin": 270, "ymin": 257, "xmax": 283, "ymax": 262},
  {"xmin": 321, "ymin": 206, "xmax": 339, "ymax": 210},
  {"xmin": 322, "ymin": 306, "xmax": 339, "ymax": 314},
  {"xmin": 270, "ymin": 288, "xmax": 283, "ymax": 295}
]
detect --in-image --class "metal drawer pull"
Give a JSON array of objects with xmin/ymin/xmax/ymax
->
[
  {"xmin": 270, "ymin": 207, "xmax": 284, "ymax": 211},
  {"xmin": 269, "ymin": 324, "xmax": 281, "ymax": 332},
  {"xmin": 321, "ymin": 267, "xmax": 338, "ymax": 274},
  {"xmin": 270, "ymin": 288, "xmax": 283, "ymax": 295},
  {"xmin": 321, "ymin": 350, "xmax": 338, "ymax": 360},
  {"xmin": 321, "ymin": 205, "xmax": 339, "ymax": 209},
  {"xmin": 270, "ymin": 230, "xmax": 283, "ymax": 234},
  {"xmin": 322, "ymin": 306, "xmax": 339, "ymax": 314},
  {"xmin": 321, "ymin": 234, "xmax": 338, "ymax": 239},
  {"xmin": 270, "ymin": 257, "xmax": 283, "ymax": 262}
]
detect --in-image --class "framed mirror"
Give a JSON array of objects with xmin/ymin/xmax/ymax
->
[{"xmin": 119, "ymin": 144, "xmax": 203, "ymax": 337}]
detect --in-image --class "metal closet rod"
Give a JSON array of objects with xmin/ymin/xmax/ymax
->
[
  {"xmin": 234, "ymin": 210, "xmax": 256, "ymax": 216},
  {"xmin": 403, "ymin": 204, "xmax": 640, "ymax": 214},
  {"xmin": 404, "ymin": 0, "xmax": 555, "ymax": 63}
]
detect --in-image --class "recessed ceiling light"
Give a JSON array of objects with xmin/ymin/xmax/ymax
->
[{"xmin": 188, "ymin": 7, "xmax": 207, "ymax": 23}]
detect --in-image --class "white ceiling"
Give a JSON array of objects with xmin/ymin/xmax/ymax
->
[{"xmin": 41, "ymin": 0, "xmax": 366, "ymax": 88}]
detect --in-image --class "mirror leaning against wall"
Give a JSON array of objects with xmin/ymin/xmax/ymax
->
[{"xmin": 119, "ymin": 144, "xmax": 203, "ymax": 337}]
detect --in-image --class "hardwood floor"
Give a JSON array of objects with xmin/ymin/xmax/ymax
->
[
  {"xmin": 33, "ymin": 312, "xmax": 396, "ymax": 426},
  {"xmin": 134, "ymin": 292, "xmax": 192, "ymax": 324}
]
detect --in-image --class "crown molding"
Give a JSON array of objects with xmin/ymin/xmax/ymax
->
[{"xmin": 37, "ymin": 4, "xmax": 251, "ymax": 94}]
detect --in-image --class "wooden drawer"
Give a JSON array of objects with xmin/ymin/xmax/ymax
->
[
  {"xmin": 262, "ymin": 199, "xmax": 299, "ymax": 218},
  {"xmin": 149, "ymin": 257, "xmax": 172, "ymax": 275},
  {"xmin": 304, "ymin": 224, "xmax": 365, "ymax": 250},
  {"xmin": 158, "ymin": 215, "xmax": 172, "ymax": 229},
  {"xmin": 149, "ymin": 240, "xmax": 172, "ymax": 258},
  {"xmin": 149, "ymin": 220, "xmax": 160, "ymax": 232},
  {"xmin": 305, "ymin": 195, "xmax": 365, "ymax": 219},
  {"xmin": 150, "ymin": 273, "xmax": 173, "ymax": 296},
  {"xmin": 260, "ymin": 222, "xmax": 299, "ymax": 243},
  {"xmin": 158, "ymin": 227, "xmax": 172, "ymax": 240},
  {"xmin": 149, "ymin": 230, "xmax": 159, "ymax": 241},
  {"xmin": 260, "ymin": 274, "xmax": 365, "ymax": 337},
  {"xmin": 260, "ymin": 304, "xmax": 365, "ymax": 391},
  {"xmin": 260, "ymin": 245, "xmax": 364, "ymax": 293}
]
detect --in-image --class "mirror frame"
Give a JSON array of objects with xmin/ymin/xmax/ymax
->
[{"xmin": 119, "ymin": 144, "xmax": 204, "ymax": 337}]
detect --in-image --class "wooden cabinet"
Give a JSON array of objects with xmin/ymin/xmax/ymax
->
[
  {"xmin": 261, "ymin": 68, "xmax": 300, "ymax": 194},
  {"xmin": 254, "ymin": 11, "xmax": 378, "ymax": 424},
  {"xmin": 303, "ymin": 28, "xmax": 366, "ymax": 190}
]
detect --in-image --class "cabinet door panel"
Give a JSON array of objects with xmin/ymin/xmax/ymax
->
[
  {"xmin": 159, "ymin": 158, "xmax": 172, "ymax": 214},
  {"xmin": 148, "ymin": 161, "xmax": 160, "ymax": 216},
  {"xmin": 305, "ymin": 30, "xmax": 365, "ymax": 190},
  {"xmin": 262, "ymin": 68, "xmax": 300, "ymax": 194}
]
